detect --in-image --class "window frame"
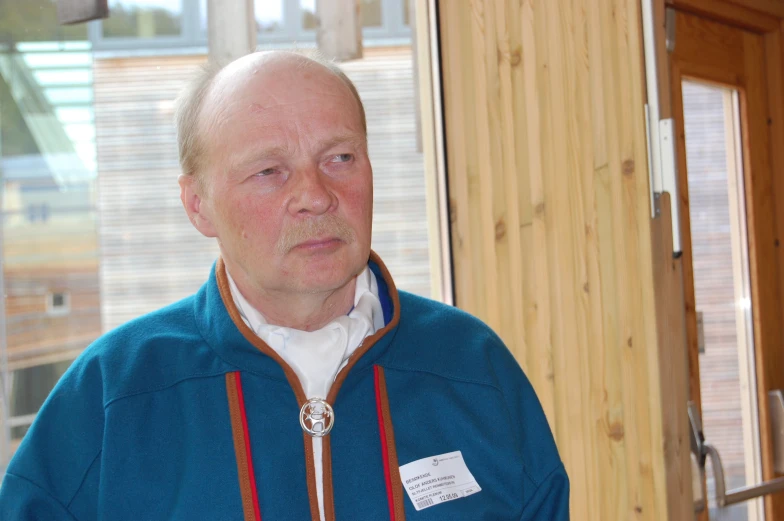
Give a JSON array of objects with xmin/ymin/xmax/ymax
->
[{"xmin": 89, "ymin": 0, "xmax": 411, "ymax": 52}]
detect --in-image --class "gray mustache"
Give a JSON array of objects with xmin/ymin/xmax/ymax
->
[{"xmin": 276, "ymin": 215, "xmax": 355, "ymax": 253}]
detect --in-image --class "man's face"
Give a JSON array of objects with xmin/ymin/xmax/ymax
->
[{"xmin": 187, "ymin": 57, "xmax": 373, "ymax": 298}]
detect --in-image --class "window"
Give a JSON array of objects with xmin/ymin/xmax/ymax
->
[
  {"xmin": 0, "ymin": 0, "xmax": 87, "ymax": 42},
  {"xmin": 26, "ymin": 204, "xmax": 50, "ymax": 223},
  {"xmin": 46, "ymin": 291, "xmax": 71, "ymax": 315},
  {"xmin": 256, "ymin": 0, "xmax": 285, "ymax": 33},
  {"xmin": 90, "ymin": 0, "xmax": 410, "ymax": 50},
  {"xmin": 301, "ymin": 0, "xmax": 317, "ymax": 30},
  {"xmin": 102, "ymin": 0, "xmax": 183, "ymax": 38},
  {"xmin": 198, "ymin": 0, "xmax": 285, "ymax": 37},
  {"xmin": 300, "ymin": 0, "xmax": 385, "ymax": 30},
  {"xmin": 360, "ymin": 0, "xmax": 383, "ymax": 28},
  {"xmin": 9, "ymin": 360, "xmax": 76, "ymax": 457},
  {"xmin": 52, "ymin": 293, "xmax": 65, "ymax": 308}
]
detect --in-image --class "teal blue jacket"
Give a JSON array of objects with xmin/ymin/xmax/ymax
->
[{"xmin": 0, "ymin": 254, "xmax": 569, "ymax": 520}]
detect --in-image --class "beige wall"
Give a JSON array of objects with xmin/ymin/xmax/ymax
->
[{"xmin": 437, "ymin": 1, "xmax": 687, "ymax": 519}]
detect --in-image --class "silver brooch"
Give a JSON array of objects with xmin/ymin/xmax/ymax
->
[{"xmin": 300, "ymin": 398, "xmax": 334, "ymax": 437}]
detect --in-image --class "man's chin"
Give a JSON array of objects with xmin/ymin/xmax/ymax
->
[
  {"xmin": 288, "ymin": 252, "xmax": 365, "ymax": 290},
  {"xmin": 292, "ymin": 273, "xmax": 355, "ymax": 296}
]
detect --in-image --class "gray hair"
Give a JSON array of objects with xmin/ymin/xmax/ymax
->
[{"xmin": 174, "ymin": 51, "xmax": 367, "ymax": 185}]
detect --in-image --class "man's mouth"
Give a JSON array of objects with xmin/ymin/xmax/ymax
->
[{"xmin": 292, "ymin": 237, "xmax": 343, "ymax": 251}]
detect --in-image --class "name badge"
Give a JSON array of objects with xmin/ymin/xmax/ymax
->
[{"xmin": 398, "ymin": 451, "xmax": 482, "ymax": 511}]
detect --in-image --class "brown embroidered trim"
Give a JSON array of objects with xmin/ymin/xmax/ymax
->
[
  {"xmin": 226, "ymin": 372, "xmax": 260, "ymax": 521},
  {"xmin": 327, "ymin": 250, "xmax": 403, "ymax": 405},
  {"xmin": 304, "ymin": 435, "xmax": 320, "ymax": 521},
  {"xmin": 376, "ymin": 366, "xmax": 406, "ymax": 520},
  {"xmin": 322, "ymin": 438, "xmax": 336, "ymax": 521}
]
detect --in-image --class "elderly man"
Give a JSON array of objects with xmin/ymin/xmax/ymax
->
[{"xmin": 0, "ymin": 51, "xmax": 569, "ymax": 520}]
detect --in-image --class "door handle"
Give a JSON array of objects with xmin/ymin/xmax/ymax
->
[
  {"xmin": 703, "ymin": 442, "xmax": 784, "ymax": 507},
  {"xmin": 689, "ymin": 401, "xmax": 706, "ymax": 513},
  {"xmin": 692, "ymin": 451, "xmax": 705, "ymax": 513},
  {"xmin": 689, "ymin": 394, "xmax": 784, "ymax": 509}
]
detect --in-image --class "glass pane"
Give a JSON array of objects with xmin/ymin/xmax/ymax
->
[
  {"xmin": 301, "ymin": 0, "xmax": 318, "ymax": 30},
  {"xmin": 256, "ymin": 0, "xmax": 284, "ymax": 33},
  {"xmin": 300, "ymin": 0, "xmax": 383, "ymax": 30},
  {"xmin": 9, "ymin": 360, "xmax": 75, "ymax": 455},
  {"xmin": 683, "ymin": 80, "xmax": 763, "ymax": 521},
  {"xmin": 103, "ymin": 0, "xmax": 182, "ymax": 38},
  {"xmin": 0, "ymin": 0, "xmax": 87, "ymax": 42},
  {"xmin": 200, "ymin": 0, "xmax": 284, "ymax": 35},
  {"xmin": 1, "ymin": 37, "xmax": 100, "ymax": 467},
  {"xmin": 361, "ymin": 0, "xmax": 383, "ymax": 27}
]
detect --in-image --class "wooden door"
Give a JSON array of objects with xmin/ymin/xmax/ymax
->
[{"xmin": 668, "ymin": 1, "xmax": 784, "ymax": 519}]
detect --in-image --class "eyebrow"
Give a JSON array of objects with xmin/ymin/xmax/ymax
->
[
  {"xmin": 317, "ymin": 134, "xmax": 367, "ymax": 153},
  {"xmin": 230, "ymin": 144, "xmax": 291, "ymax": 173},
  {"xmin": 229, "ymin": 134, "xmax": 366, "ymax": 173}
]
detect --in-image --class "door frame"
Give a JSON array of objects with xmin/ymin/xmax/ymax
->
[{"xmin": 659, "ymin": 0, "xmax": 784, "ymax": 519}]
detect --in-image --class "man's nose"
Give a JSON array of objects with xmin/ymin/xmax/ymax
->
[{"xmin": 288, "ymin": 164, "xmax": 336, "ymax": 215}]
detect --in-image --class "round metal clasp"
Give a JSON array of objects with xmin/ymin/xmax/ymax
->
[{"xmin": 299, "ymin": 398, "xmax": 334, "ymax": 437}]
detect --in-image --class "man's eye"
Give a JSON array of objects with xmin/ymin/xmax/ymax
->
[
  {"xmin": 255, "ymin": 168, "xmax": 278, "ymax": 177},
  {"xmin": 331, "ymin": 154, "xmax": 353, "ymax": 163}
]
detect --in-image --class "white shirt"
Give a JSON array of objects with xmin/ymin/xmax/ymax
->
[{"xmin": 226, "ymin": 267, "xmax": 384, "ymax": 521}]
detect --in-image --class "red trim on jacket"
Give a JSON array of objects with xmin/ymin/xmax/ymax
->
[
  {"xmin": 226, "ymin": 372, "xmax": 262, "ymax": 521},
  {"xmin": 375, "ymin": 365, "xmax": 397, "ymax": 521},
  {"xmin": 234, "ymin": 372, "xmax": 262, "ymax": 521}
]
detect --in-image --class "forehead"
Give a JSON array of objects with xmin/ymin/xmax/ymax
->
[{"xmin": 204, "ymin": 57, "xmax": 363, "ymax": 142}]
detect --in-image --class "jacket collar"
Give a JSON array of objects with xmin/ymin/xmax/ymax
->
[{"xmin": 193, "ymin": 250, "xmax": 401, "ymax": 395}]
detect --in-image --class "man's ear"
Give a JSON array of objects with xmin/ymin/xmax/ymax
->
[{"xmin": 179, "ymin": 174, "xmax": 218, "ymax": 238}]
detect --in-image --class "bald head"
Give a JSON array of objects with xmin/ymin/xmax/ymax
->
[{"xmin": 174, "ymin": 51, "xmax": 367, "ymax": 183}]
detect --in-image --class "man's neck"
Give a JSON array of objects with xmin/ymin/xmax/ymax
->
[{"xmin": 227, "ymin": 264, "xmax": 357, "ymax": 332}]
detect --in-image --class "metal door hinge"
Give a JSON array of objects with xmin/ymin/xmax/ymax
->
[
  {"xmin": 665, "ymin": 7, "xmax": 676, "ymax": 52},
  {"xmin": 697, "ymin": 312, "xmax": 705, "ymax": 354}
]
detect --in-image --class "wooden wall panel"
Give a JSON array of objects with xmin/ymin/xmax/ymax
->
[{"xmin": 439, "ymin": 1, "xmax": 678, "ymax": 518}]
